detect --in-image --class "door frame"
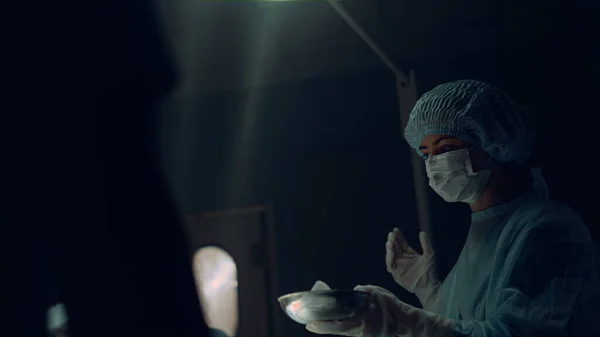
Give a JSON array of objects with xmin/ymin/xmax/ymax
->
[{"xmin": 185, "ymin": 205, "xmax": 280, "ymax": 337}]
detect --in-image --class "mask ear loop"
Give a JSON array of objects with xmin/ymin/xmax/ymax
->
[
  {"xmin": 482, "ymin": 156, "xmax": 492, "ymax": 170},
  {"xmin": 467, "ymin": 146, "xmax": 492, "ymax": 173}
]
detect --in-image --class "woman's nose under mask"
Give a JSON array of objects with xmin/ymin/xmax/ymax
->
[{"xmin": 425, "ymin": 148, "xmax": 491, "ymax": 204}]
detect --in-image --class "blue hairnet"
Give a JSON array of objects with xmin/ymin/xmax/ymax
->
[{"xmin": 404, "ymin": 80, "xmax": 534, "ymax": 164}]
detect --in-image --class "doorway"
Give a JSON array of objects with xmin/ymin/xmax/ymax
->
[{"xmin": 185, "ymin": 206, "xmax": 277, "ymax": 337}]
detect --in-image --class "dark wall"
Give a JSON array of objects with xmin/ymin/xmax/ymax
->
[{"xmin": 160, "ymin": 71, "xmax": 421, "ymax": 337}]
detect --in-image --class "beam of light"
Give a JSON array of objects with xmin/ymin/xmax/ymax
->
[
  {"xmin": 154, "ymin": 0, "xmax": 219, "ymax": 195},
  {"xmin": 222, "ymin": 6, "xmax": 281, "ymax": 207}
]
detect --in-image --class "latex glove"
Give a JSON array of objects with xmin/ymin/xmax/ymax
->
[
  {"xmin": 385, "ymin": 228, "xmax": 441, "ymax": 309},
  {"xmin": 311, "ymin": 280, "xmax": 332, "ymax": 291},
  {"xmin": 306, "ymin": 285, "xmax": 454, "ymax": 337}
]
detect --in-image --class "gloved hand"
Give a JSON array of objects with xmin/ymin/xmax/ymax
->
[
  {"xmin": 385, "ymin": 228, "xmax": 441, "ymax": 309},
  {"xmin": 311, "ymin": 280, "xmax": 332, "ymax": 291},
  {"xmin": 306, "ymin": 285, "xmax": 454, "ymax": 337}
]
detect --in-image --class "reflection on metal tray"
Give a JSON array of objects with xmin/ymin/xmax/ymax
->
[{"xmin": 277, "ymin": 289, "xmax": 370, "ymax": 325}]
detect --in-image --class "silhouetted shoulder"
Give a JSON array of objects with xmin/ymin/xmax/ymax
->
[{"xmin": 510, "ymin": 194, "xmax": 592, "ymax": 243}]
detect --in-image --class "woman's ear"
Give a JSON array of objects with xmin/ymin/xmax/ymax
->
[{"xmin": 469, "ymin": 148, "xmax": 492, "ymax": 172}]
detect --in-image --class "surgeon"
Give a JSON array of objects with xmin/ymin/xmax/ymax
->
[{"xmin": 306, "ymin": 80, "xmax": 599, "ymax": 337}]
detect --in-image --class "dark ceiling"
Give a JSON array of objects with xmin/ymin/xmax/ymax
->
[{"xmin": 155, "ymin": 0, "xmax": 566, "ymax": 97}]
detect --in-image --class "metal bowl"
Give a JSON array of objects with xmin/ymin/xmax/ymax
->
[{"xmin": 277, "ymin": 290, "xmax": 371, "ymax": 325}]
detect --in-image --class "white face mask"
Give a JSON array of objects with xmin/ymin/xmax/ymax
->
[{"xmin": 425, "ymin": 148, "xmax": 491, "ymax": 204}]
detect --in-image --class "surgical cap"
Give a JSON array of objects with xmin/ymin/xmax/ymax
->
[{"xmin": 404, "ymin": 80, "xmax": 534, "ymax": 164}]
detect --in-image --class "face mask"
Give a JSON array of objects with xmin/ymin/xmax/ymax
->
[{"xmin": 425, "ymin": 148, "xmax": 491, "ymax": 204}]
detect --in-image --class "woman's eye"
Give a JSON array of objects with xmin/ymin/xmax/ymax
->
[{"xmin": 441, "ymin": 145, "xmax": 457, "ymax": 153}]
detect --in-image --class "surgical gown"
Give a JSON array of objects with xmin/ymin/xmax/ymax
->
[{"xmin": 430, "ymin": 192, "xmax": 600, "ymax": 337}]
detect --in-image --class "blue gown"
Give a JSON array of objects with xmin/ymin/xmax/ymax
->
[{"xmin": 431, "ymin": 192, "xmax": 600, "ymax": 337}]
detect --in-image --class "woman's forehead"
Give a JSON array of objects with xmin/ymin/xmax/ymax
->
[{"xmin": 420, "ymin": 134, "xmax": 459, "ymax": 144}]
